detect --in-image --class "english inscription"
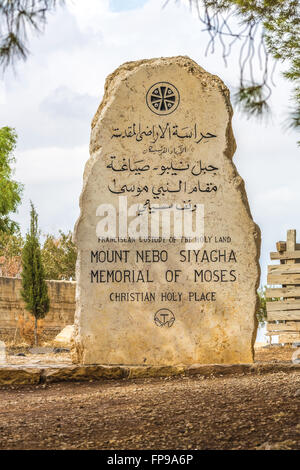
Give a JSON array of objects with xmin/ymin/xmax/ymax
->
[{"xmin": 73, "ymin": 56, "xmax": 260, "ymax": 365}]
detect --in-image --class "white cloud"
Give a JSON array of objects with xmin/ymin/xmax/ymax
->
[
  {"xmin": 40, "ymin": 87, "xmax": 96, "ymax": 119},
  {"xmin": 0, "ymin": 81, "xmax": 5, "ymax": 105},
  {"xmin": 15, "ymin": 146, "xmax": 88, "ymax": 184},
  {"xmin": 0, "ymin": 0, "xmax": 299, "ymax": 285},
  {"xmin": 14, "ymin": 145, "xmax": 88, "ymax": 236}
]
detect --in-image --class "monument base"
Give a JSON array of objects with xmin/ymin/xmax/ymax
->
[{"xmin": 0, "ymin": 362, "xmax": 299, "ymax": 386}]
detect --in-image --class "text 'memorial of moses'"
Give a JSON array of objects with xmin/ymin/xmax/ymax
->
[{"xmin": 73, "ymin": 56, "xmax": 260, "ymax": 365}]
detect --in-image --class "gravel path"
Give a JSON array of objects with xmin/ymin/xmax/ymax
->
[{"xmin": 0, "ymin": 372, "xmax": 299, "ymax": 450}]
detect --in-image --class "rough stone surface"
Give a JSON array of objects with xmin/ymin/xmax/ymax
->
[
  {"xmin": 42, "ymin": 365, "xmax": 128, "ymax": 383},
  {"xmin": 128, "ymin": 365, "xmax": 185, "ymax": 379},
  {"xmin": 73, "ymin": 56, "xmax": 261, "ymax": 365},
  {"xmin": 53, "ymin": 325, "xmax": 75, "ymax": 347},
  {"xmin": 0, "ymin": 366, "xmax": 41, "ymax": 385}
]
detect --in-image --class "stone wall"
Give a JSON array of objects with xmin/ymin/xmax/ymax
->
[{"xmin": 0, "ymin": 277, "xmax": 75, "ymax": 339}]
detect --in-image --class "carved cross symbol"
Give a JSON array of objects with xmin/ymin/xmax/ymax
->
[{"xmin": 150, "ymin": 85, "xmax": 176, "ymax": 112}]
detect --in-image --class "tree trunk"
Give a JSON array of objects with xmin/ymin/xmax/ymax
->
[{"xmin": 34, "ymin": 317, "xmax": 38, "ymax": 347}]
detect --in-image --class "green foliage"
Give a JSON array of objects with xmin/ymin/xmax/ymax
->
[
  {"xmin": 256, "ymin": 286, "xmax": 267, "ymax": 325},
  {"xmin": 234, "ymin": 84, "xmax": 271, "ymax": 118},
  {"xmin": 2, "ymin": 1, "xmax": 299, "ymax": 136},
  {"xmin": 256, "ymin": 285, "xmax": 280, "ymax": 325},
  {"xmin": 21, "ymin": 202, "xmax": 49, "ymax": 345},
  {"xmin": 0, "ymin": 0, "xmax": 65, "ymax": 69},
  {"xmin": 166, "ymin": 1, "xmax": 300, "ymax": 137},
  {"xmin": 0, "ymin": 126, "xmax": 23, "ymax": 233},
  {"xmin": 42, "ymin": 230, "xmax": 77, "ymax": 280},
  {"xmin": 0, "ymin": 229, "xmax": 23, "ymax": 257},
  {"xmin": 0, "ymin": 229, "xmax": 24, "ymax": 276}
]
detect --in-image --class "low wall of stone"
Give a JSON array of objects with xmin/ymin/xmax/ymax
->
[{"xmin": 0, "ymin": 277, "xmax": 75, "ymax": 340}]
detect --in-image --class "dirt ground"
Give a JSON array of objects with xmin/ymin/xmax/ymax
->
[
  {"xmin": 0, "ymin": 345, "xmax": 299, "ymax": 450},
  {"xmin": 0, "ymin": 370, "xmax": 299, "ymax": 450}
]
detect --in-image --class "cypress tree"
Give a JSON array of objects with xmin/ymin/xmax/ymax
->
[{"xmin": 21, "ymin": 202, "xmax": 50, "ymax": 346}]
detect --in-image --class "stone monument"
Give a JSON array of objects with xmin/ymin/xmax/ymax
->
[{"xmin": 73, "ymin": 56, "xmax": 260, "ymax": 365}]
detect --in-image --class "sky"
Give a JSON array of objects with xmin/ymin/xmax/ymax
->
[{"xmin": 0, "ymin": 0, "xmax": 299, "ymax": 298}]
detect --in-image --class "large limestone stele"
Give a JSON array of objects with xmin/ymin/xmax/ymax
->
[{"xmin": 73, "ymin": 56, "xmax": 261, "ymax": 366}]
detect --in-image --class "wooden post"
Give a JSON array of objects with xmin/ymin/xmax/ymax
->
[
  {"xmin": 287, "ymin": 230, "xmax": 297, "ymax": 299},
  {"xmin": 283, "ymin": 230, "xmax": 296, "ymax": 344},
  {"xmin": 267, "ymin": 229, "xmax": 300, "ymax": 345},
  {"xmin": 286, "ymin": 230, "xmax": 296, "ymax": 258}
]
